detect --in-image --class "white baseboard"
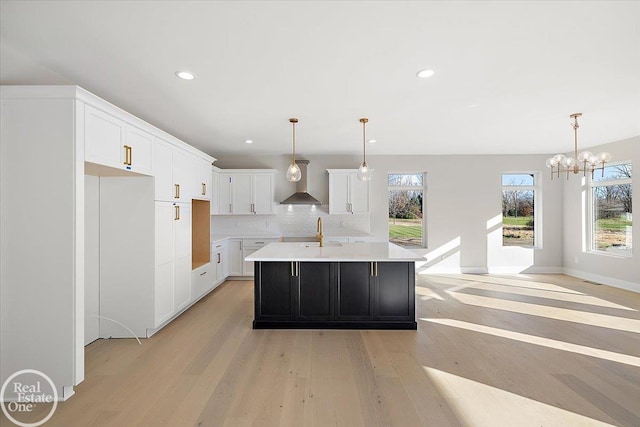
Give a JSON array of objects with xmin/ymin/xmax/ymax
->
[{"xmin": 563, "ymin": 268, "xmax": 640, "ymax": 293}]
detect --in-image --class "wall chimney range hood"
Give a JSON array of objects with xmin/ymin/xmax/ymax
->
[{"xmin": 280, "ymin": 160, "xmax": 321, "ymax": 205}]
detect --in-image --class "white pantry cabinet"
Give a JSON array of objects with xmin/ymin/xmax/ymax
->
[
  {"xmin": 327, "ymin": 169, "xmax": 370, "ymax": 214},
  {"xmin": 215, "ymin": 170, "xmax": 276, "ymax": 215},
  {"xmin": 228, "ymin": 239, "xmax": 243, "ymax": 276},
  {"xmin": 1, "ymin": 85, "xmax": 217, "ymax": 400}
]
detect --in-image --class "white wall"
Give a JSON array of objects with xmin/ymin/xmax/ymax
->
[
  {"xmin": 563, "ymin": 136, "xmax": 639, "ymax": 292},
  {"xmin": 213, "ymin": 153, "xmax": 564, "ymax": 273}
]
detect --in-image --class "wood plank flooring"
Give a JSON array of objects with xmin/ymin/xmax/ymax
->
[{"xmin": 3, "ymin": 274, "xmax": 640, "ymax": 426}]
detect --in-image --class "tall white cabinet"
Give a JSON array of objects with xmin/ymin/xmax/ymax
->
[{"xmin": 0, "ymin": 86, "xmax": 215, "ymax": 401}]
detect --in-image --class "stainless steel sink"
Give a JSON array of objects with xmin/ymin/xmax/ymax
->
[{"xmin": 300, "ymin": 242, "xmax": 342, "ymax": 248}]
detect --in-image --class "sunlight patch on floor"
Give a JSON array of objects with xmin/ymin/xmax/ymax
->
[
  {"xmin": 422, "ymin": 366, "xmax": 615, "ymax": 427},
  {"xmin": 415, "ymin": 286, "xmax": 445, "ymax": 300},
  {"xmin": 431, "ymin": 274, "xmax": 585, "ymax": 295},
  {"xmin": 447, "ymin": 280, "xmax": 635, "ymax": 311},
  {"xmin": 447, "ymin": 292, "xmax": 640, "ymax": 334},
  {"xmin": 422, "ymin": 318, "xmax": 640, "ymax": 367}
]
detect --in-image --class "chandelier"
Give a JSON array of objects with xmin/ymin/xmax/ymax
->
[{"xmin": 545, "ymin": 113, "xmax": 611, "ymax": 180}]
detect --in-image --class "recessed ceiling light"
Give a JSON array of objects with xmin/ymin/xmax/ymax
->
[
  {"xmin": 175, "ymin": 71, "xmax": 196, "ymax": 80},
  {"xmin": 244, "ymin": 139, "xmax": 253, "ymax": 144},
  {"xmin": 367, "ymin": 139, "xmax": 376, "ymax": 144},
  {"xmin": 416, "ymin": 69, "xmax": 435, "ymax": 79}
]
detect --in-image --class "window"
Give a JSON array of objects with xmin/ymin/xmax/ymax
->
[
  {"xmin": 589, "ymin": 163, "xmax": 632, "ymax": 256},
  {"xmin": 502, "ymin": 173, "xmax": 538, "ymax": 247},
  {"xmin": 388, "ymin": 173, "xmax": 424, "ymax": 248}
]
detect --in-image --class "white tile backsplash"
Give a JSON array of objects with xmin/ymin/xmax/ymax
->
[{"xmin": 211, "ymin": 204, "xmax": 370, "ymax": 237}]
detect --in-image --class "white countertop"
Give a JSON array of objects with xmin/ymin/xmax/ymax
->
[{"xmin": 245, "ymin": 242, "xmax": 423, "ymax": 262}]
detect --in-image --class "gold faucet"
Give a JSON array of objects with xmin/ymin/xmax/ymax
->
[{"xmin": 316, "ymin": 217, "xmax": 324, "ymax": 247}]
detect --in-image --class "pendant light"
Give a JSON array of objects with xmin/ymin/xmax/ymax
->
[
  {"xmin": 357, "ymin": 118, "xmax": 373, "ymax": 181},
  {"xmin": 286, "ymin": 118, "xmax": 302, "ymax": 182}
]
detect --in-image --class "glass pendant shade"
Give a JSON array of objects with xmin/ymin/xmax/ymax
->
[
  {"xmin": 357, "ymin": 162, "xmax": 373, "ymax": 181},
  {"xmin": 286, "ymin": 162, "xmax": 301, "ymax": 182},
  {"xmin": 356, "ymin": 118, "xmax": 373, "ymax": 181},
  {"xmin": 286, "ymin": 118, "xmax": 301, "ymax": 182}
]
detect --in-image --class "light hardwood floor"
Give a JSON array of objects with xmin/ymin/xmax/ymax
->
[{"xmin": 3, "ymin": 274, "xmax": 640, "ymax": 426}]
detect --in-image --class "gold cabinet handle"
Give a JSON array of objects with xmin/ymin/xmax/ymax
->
[
  {"xmin": 291, "ymin": 261, "xmax": 295, "ymax": 276},
  {"xmin": 174, "ymin": 205, "xmax": 180, "ymax": 220},
  {"xmin": 128, "ymin": 145, "xmax": 132, "ymax": 165},
  {"xmin": 374, "ymin": 262, "xmax": 378, "ymax": 277},
  {"xmin": 217, "ymin": 253, "xmax": 221, "ymax": 264},
  {"xmin": 296, "ymin": 262, "xmax": 299, "ymax": 277},
  {"xmin": 370, "ymin": 262, "xmax": 374, "ymax": 276},
  {"xmin": 174, "ymin": 184, "xmax": 179, "ymax": 199},
  {"xmin": 123, "ymin": 145, "xmax": 132, "ymax": 165}
]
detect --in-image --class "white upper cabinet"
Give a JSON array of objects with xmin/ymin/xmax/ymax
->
[
  {"xmin": 252, "ymin": 173, "xmax": 274, "ymax": 214},
  {"xmin": 85, "ymin": 105, "xmax": 126, "ymax": 169},
  {"xmin": 85, "ymin": 105, "xmax": 153, "ymax": 175},
  {"xmin": 231, "ymin": 173, "xmax": 253, "ymax": 214},
  {"xmin": 215, "ymin": 170, "xmax": 276, "ymax": 215},
  {"xmin": 327, "ymin": 169, "xmax": 370, "ymax": 214},
  {"xmin": 191, "ymin": 156, "xmax": 212, "ymax": 201},
  {"xmin": 125, "ymin": 125, "xmax": 153, "ymax": 175},
  {"xmin": 153, "ymin": 140, "xmax": 192, "ymax": 203}
]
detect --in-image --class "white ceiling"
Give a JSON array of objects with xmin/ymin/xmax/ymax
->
[{"xmin": 1, "ymin": 1, "xmax": 639, "ymax": 158}]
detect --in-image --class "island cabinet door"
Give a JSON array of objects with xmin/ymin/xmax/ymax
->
[
  {"xmin": 255, "ymin": 262, "xmax": 295, "ymax": 320},
  {"xmin": 374, "ymin": 262, "xmax": 415, "ymax": 321},
  {"xmin": 336, "ymin": 262, "xmax": 373, "ymax": 320},
  {"xmin": 296, "ymin": 262, "xmax": 334, "ymax": 321}
]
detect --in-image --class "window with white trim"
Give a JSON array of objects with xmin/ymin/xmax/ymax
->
[
  {"xmin": 589, "ymin": 163, "xmax": 632, "ymax": 256},
  {"xmin": 388, "ymin": 173, "xmax": 425, "ymax": 248},
  {"xmin": 502, "ymin": 173, "xmax": 539, "ymax": 247}
]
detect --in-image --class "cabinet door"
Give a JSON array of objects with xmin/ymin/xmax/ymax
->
[
  {"xmin": 125, "ymin": 125, "xmax": 153, "ymax": 175},
  {"xmin": 174, "ymin": 255, "xmax": 191, "ymax": 311},
  {"xmin": 297, "ymin": 262, "xmax": 333, "ymax": 320},
  {"xmin": 375, "ymin": 262, "xmax": 414, "ymax": 321},
  {"xmin": 242, "ymin": 248, "xmax": 257, "ymax": 277},
  {"xmin": 329, "ymin": 172, "xmax": 351, "ymax": 214},
  {"xmin": 191, "ymin": 156, "xmax": 211, "ymax": 200},
  {"xmin": 211, "ymin": 171, "xmax": 220, "ymax": 214},
  {"xmin": 85, "ymin": 105, "xmax": 126, "ymax": 169},
  {"xmin": 174, "ymin": 203, "xmax": 191, "ymax": 259},
  {"xmin": 336, "ymin": 262, "xmax": 373, "ymax": 320},
  {"xmin": 222, "ymin": 242, "xmax": 229, "ymax": 278},
  {"xmin": 154, "ymin": 140, "xmax": 174, "ymax": 201},
  {"xmin": 214, "ymin": 249, "xmax": 223, "ymax": 283},
  {"xmin": 349, "ymin": 174, "xmax": 369, "ymax": 214},
  {"xmin": 172, "ymin": 148, "xmax": 191, "ymax": 203},
  {"xmin": 231, "ymin": 174, "xmax": 253, "ymax": 214},
  {"xmin": 252, "ymin": 174, "xmax": 273, "ymax": 214},
  {"xmin": 255, "ymin": 262, "xmax": 294, "ymax": 320},
  {"xmin": 218, "ymin": 174, "xmax": 233, "ymax": 214},
  {"xmin": 228, "ymin": 239, "xmax": 242, "ymax": 276},
  {"xmin": 155, "ymin": 202, "xmax": 175, "ymax": 265},
  {"xmin": 155, "ymin": 261, "xmax": 174, "ymax": 326}
]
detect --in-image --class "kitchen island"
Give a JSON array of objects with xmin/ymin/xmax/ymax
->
[{"xmin": 245, "ymin": 242, "xmax": 422, "ymax": 329}]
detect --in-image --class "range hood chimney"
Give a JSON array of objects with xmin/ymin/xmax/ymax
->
[{"xmin": 280, "ymin": 160, "xmax": 321, "ymax": 205}]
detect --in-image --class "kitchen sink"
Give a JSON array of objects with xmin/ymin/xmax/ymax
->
[{"xmin": 300, "ymin": 242, "xmax": 342, "ymax": 248}]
